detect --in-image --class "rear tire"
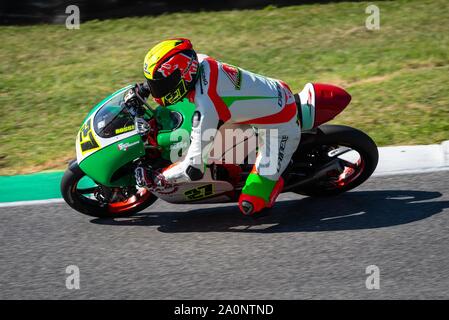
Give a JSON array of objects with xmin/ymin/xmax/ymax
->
[
  {"xmin": 293, "ymin": 125, "xmax": 378, "ymax": 197},
  {"xmin": 61, "ymin": 162, "xmax": 157, "ymax": 218}
]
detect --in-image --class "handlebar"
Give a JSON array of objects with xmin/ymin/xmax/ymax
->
[{"xmin": 124, "ymin": 83, "xmax": 154, "ymax": 118}]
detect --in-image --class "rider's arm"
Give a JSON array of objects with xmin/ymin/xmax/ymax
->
[{"xmin": 162, "ymin": 60, "xmax": 220, "ymax": 183}]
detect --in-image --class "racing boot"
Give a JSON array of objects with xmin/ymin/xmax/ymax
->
[{"xmin": 238, "ymin": 177, "xmax": 284, "ymax": 216}]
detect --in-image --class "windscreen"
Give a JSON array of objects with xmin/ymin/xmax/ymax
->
[{"xmin": 93, "ymin": 93, "xmax": 136, "ymax": 138}]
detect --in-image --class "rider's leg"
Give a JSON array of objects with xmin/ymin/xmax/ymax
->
[{"xmin": 238, "ymin": 117, "xmax": 301, "ymax": 215}]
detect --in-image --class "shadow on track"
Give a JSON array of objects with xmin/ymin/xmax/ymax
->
[{"xmin": 90, "ymin": 190, "xmax": 449, "ymax": 233}]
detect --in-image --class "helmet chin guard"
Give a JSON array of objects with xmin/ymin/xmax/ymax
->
[{"xmin": 153, "ymin": 78, "xmax": 188, "ymax": 106}]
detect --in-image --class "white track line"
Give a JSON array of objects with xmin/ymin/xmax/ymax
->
[
  {"xmin": 373, "ymin": 140, "xmax": 449, "ymax": 176},
  {"xmin": 373, "ymin": 166, "xmax": 449, "ymax": 177}
]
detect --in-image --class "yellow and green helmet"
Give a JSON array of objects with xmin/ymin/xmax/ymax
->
[{"xmin": 143, "ymin": 38, "xmax": 199, "ymax": 106}]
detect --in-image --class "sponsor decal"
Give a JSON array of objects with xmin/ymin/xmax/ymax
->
[
  {"xmin": 158, "ymin": 53, "xmax": 198, "ymax": 82},
  {"xmin": 276, "ymin": 83, "xmax": 283, "ymax": 108},
  {"xmin": 115, "ymin": 125, "xmax": 135, "ymax": 135},
  {"xmin": 161, "ymin": 79, "xmax": 188, "ymax": 105},
  {"xmin": 221, "ymin": 63, "xmax": 242, "ymax": 90},
  {"xmin": 117, "ymin": 140, "xmax": 140, "ymax": 151},
  {"xmin": 153, "ymin": 184, "xmax": 179, "ymax": 195},
  {"xmin": 184, "ymin": 184, "xmax": 214, "ymax": 201},
  {"xmin": 201, "ymin": 66, "xmax": 208, "ymax": 86},
  {"xmin": 277, "ymin": 135, "xmax": 288, "ymax": 172},
  {"xmin": 308, "ymin": 88, "xmax": 313, "ymax": 105}
]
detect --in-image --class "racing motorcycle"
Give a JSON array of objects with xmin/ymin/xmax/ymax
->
[{"xmin": 61, "ymin": 83, "xmax": 378, "ymax": 218}]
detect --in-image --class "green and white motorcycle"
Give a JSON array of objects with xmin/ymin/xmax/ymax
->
[{"xmin": 61, "ymin": 83, "xmax": 379, "ymax": 218}]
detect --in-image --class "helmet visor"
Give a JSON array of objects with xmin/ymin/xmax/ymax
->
[{"xmin": 146, "ymin": 68, "xmax": 181, "ymax": 98}]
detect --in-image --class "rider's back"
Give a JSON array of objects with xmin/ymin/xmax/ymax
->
[{"xmin": 195, "ymin": 54, "xmax": 294, "ymax": 125}]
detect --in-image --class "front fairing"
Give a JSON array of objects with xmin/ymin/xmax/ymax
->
[
  {"xmin": 76, "ymin": 85, "xmax": 145, "ymax": 186},
  {"xmin": 76, "ymin": 86, "xmax": 195, "ymax": 187}
]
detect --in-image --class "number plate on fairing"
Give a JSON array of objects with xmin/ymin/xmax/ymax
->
[
  {"xmin": 151, "ymin": 179, "xmax": 234, "ymax": 204},
  {"xmin": 184, "ymin": 184, "xmax": 214, "ymax": 200}
]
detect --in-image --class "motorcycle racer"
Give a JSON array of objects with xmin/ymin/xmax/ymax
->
[{"xmin": 135, "ymin": 38, "xmax": 301, "ymax": 216}]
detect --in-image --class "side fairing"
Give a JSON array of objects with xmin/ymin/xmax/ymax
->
[{"xmin": 79, "ymin": 134, "xmax": 145, "ymax": 187}]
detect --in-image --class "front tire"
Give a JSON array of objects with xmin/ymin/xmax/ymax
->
[{"xmin": 61, "ymin": 162, "xmax": 157, "ymax": 218}]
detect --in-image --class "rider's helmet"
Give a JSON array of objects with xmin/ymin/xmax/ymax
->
[{"xmin": 143, "ymin": 38, "xmax": 199, "ymax": 107}]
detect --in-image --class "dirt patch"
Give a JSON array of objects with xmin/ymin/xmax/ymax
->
[{"xmin": 344, "ymin": 63, "xmax": 447, "ymax": 88}]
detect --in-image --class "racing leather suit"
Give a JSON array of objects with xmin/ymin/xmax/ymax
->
[{"xmin": 162, "ymin": 54, "xmax": 301, "ymax": 213}]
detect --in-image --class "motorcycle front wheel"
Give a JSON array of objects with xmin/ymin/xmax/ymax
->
[{"xmin": 60, "ymin": 161, "xmax": 157, "ymax": 218}]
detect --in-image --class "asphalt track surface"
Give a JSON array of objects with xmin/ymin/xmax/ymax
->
[{"xmin": 1, "ymin": 171, "xmax": 449, "ymax": 299}]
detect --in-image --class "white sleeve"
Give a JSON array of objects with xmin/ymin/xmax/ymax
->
[{"xmin": 162, "ymin": 60, "xmax": 220, "ymax": 183}]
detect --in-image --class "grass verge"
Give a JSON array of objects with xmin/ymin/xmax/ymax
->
[{"xmin": 0, "ymin": 0, "xmax": 448, "ymax": 175}]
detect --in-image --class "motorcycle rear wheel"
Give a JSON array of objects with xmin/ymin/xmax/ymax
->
[
  {"xmin": 60, "ymin": 161, "xmax": 157, "ymax": 218},
  {"xmin": 292, "ymin": 125, "xmax": 378, "ymax": 197}
]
